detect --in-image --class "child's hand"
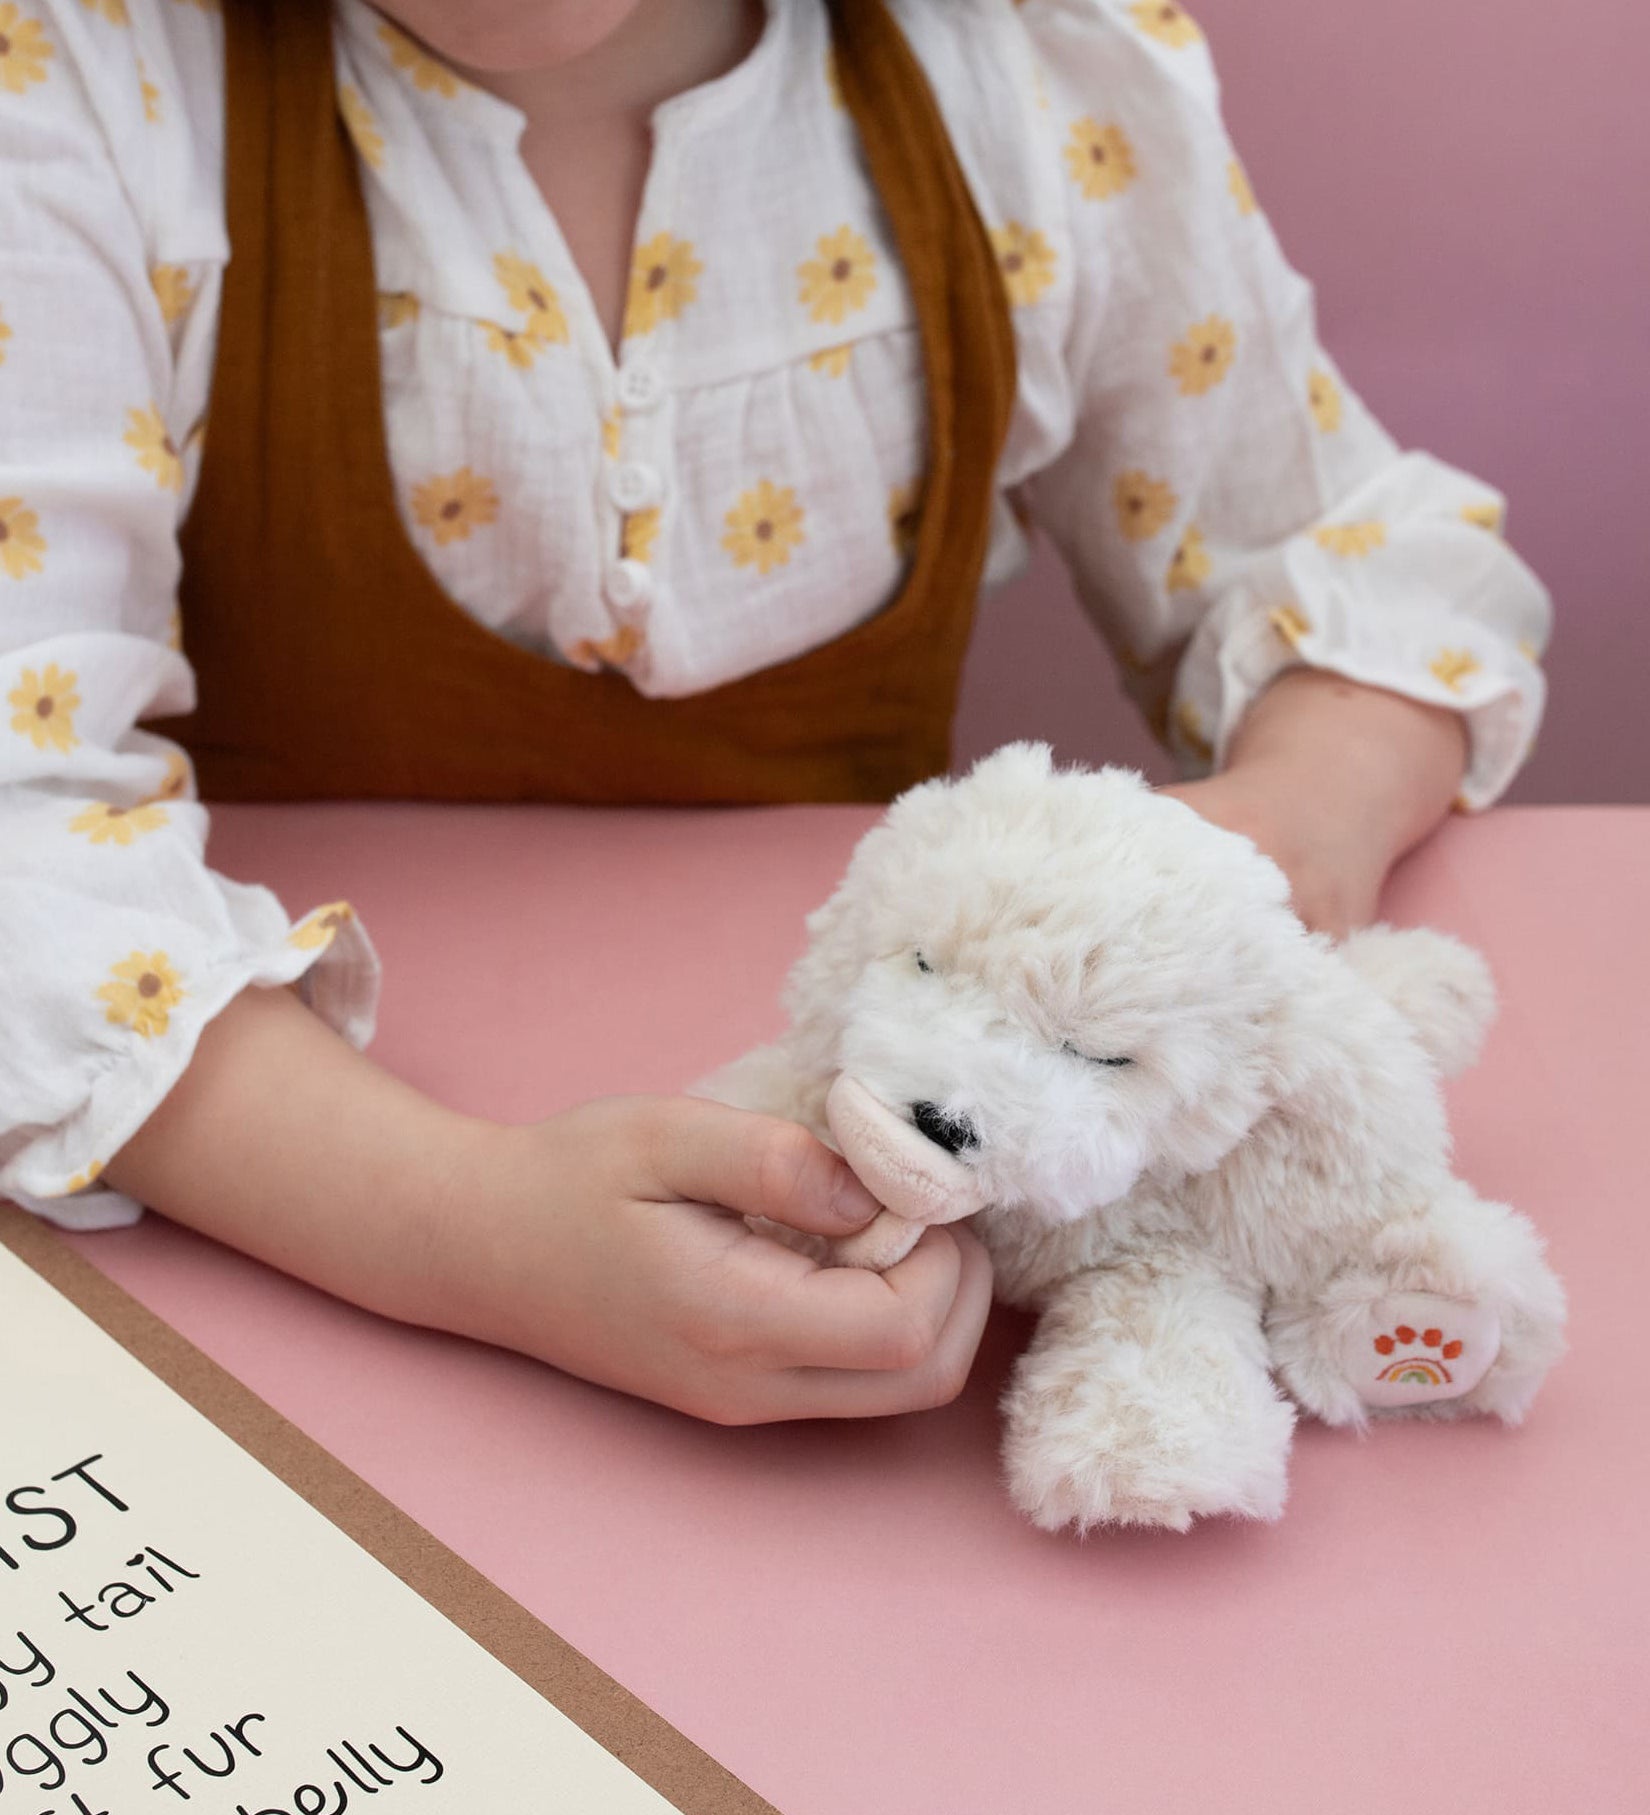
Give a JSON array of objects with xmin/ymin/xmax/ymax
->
[{"xmin": 433, "ymin": 1097, "xmax": 996, "ymax": 1425}]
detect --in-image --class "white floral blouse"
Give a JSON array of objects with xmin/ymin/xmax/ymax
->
[{"xmin": 0, "ymin": 0, "xmax": 1551, "ymax": 1231}]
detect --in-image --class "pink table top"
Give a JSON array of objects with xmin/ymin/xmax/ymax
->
[{"xmin": 59, "ymin": 802, "xmax": 1650, "ymax": 1814}]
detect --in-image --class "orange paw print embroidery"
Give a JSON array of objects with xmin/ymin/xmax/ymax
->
[{"xmin": 1372, "ymin": 1322, "xmax": 1465, "ymax": 1386}]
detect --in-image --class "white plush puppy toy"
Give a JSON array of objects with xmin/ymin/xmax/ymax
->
[{"xmin": 700, "ymin": 744, "xmax": 1566, "ymax": 1533}]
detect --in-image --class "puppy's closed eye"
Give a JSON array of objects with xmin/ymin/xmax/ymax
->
[{"xmin": 1064, "ymin": 1043, "xmax": 1134, "ymax": 1070}]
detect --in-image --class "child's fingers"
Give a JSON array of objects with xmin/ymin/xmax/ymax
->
[
  {"xmin": 766, "ymin": 1226, "xmax": 995, "ymax": 1420},
  {"xmin": 732, "ymin": 1223, "xmax": 967, "ymax": 1373},
  {"xmin": 637, "ymin": 1097, "xmax": 883, "ymax": 1235}
]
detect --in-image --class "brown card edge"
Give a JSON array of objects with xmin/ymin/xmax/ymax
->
[{"xmin": 0, "ymin": 1202, "xmax": 779, "ymax": 1815}]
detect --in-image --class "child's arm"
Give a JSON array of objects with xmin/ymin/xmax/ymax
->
[
  {"xmin": 1011, "ymin": 1, "xmax": 1547, "ymax": 913},
  {"xmin": 107, "ymin": 985, "xmax": 991, "ymax": 1423}
]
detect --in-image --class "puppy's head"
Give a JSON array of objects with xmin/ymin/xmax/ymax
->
[{"xmin": 785, "ymin": 745, "xmax": 1309, "ymax": 1227}]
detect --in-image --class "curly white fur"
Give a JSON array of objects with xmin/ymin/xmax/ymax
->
[{"xmin": 700, "ymin": 745, "xmax": 1566, "ymax": 1532}]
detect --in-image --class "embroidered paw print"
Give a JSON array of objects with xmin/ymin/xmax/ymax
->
[
  {"xmin": 1372, "ymin": 1322, "xmax": 1465, "ymax": 1387},
  {"xmin": 1347, "ymin": 1294, "xmax": 1501, "ymax": 1409}
]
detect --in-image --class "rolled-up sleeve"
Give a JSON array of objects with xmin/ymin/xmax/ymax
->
[
  {"xmin": 0, "ymin": 2, "xmax": 378, "ymax": 1230},
  {"xmin": 1017, "ymin": 0, "xmax": 1549, "ymax": 806}
]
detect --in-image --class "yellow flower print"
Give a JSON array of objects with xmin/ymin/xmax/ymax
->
[
  {"xmin": 339, "ymin": 84, "xmax": 384, "ymax": 171},
  {"xmin": 145, "ymin": 749, "xmax": 191, "ymax": 804},
  {"xmin": 1064, "ymin": 119, "xmax": 1137, "ymax": 202},
  {"xmin": 626, "ymin": 233, "xmax": 702, "ymax": 338},
  {"xmin": 70, "ymin": 800, "xmax": 169, "ymax": 846},
  {"xmin": 289, "ymin": 901, "xmax": 356, "ymax": 951},
  {"xmin": 1269, "ymin": 603, "xmax": 1312, "ymax": 649},
  {"xmin": 8, "ymin": 662, "xmax": 78, "ymax": 752},
  {"xmin": 722, "ymin": 480, "xmax": 805, "ymax": 575},
  {"xmin": 1130, "ymin": 2, "xmax": 1204, "ymax": 49},
  {"xmin": 97, "ymin": 951, "xmax": 184, "ymax": 1039},
  {"xmin": 62, "ymin": 1160, "xmax": 105, "ymax": 1195},
  {"xmin": 1308, "ymin": 367, "xmax": 1343, "ymax": 432},
  {"xmin": 888, "ymin": 482, "xmax": 923, "ymax": 562},
  {"xmin": 1517, "ymin": 637, "xmax": 1542, "ymax": 664},
  {"xmin": 1174, "ymin": 700, "xmax": 1213, "ymax": 763},
  {"xmin": 138, "ymin": 59, "xmax": 159, "ymax": 122},
  {"xmin": 125, "ymin": 405, "xmax": 184, "ymax": 492},
  {"xmin": 567, "ymin": 624, "xmax": 646, "ymax": 672},
  {"xmin": 1228, "ymin": 159, "xmax": 1258, "ymax": 216},
  {"xmin": 378, "ymin": 291, "xmax": 420, "ymax": 330},
  {"xmin": 150, "ymin": 264, "xmax": 196, "ymax": 326},
  {"xmin": 1462, "ymin": 500, "xmax": 1504, "ymax": 533},
  {"xmin": 494, "ymin": 252, "xmax": 569, "ymax": 344},
  {"xmin": 1169, "ymin": 316, "xmax": 1237, "ymax": 396},
  {"xmin": 481, "ymin": 321, "xmax": 543, "ymax": 369},
  {"xmin": 1166, "ymin": 524, "xmax": 1211, "ymax": 592},
  {"xmin": 621, "ymin": 507, "xmax": 660, "ymax": 564},
  {"xmin": 1314, "ymin": 520, "xmax": 1386, "ymax": 558},
  {"xmin": 798, "ymin": 226, "xmax": 878, "ymax": 327},
  {"xmin": 411, "ymin": 468, "xmax": 500, "ymax": 547},
  {"xmin": 377, "ymin": 20, "xmax": 458, "ymax": 98},
  {"xmin": 1430, "ymin": 648, "xmax": 1482, "ymax": 693},
  {"xmin": 77, "ymin": 0, "xmax": 128, "ymax": 22},
  {"xmin": 0, "ymin": 308, "xmax": 10, "ymax": 366},
  {"xmin": 1113, "ymin": 470, "xmax": 1178, "ymax": 543},
  {"xmin": 602, "ymin": 410, "xmax": 622, "ymax": 459},
  {"xmin": 809, "ymin": 345, "xmax": 851, "ymax": 378},
  {"xmin": 0, "ymin": 4, "xmax": 55, "ymax": 94},
  {"xmin": 991, "ymin": 223, "xmax": 1057, "ymax": 308},
  {"xmin": 0, "ymin": 497, "xmax": 47, "ymax": 579}
]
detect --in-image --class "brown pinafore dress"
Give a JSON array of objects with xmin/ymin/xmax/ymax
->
[{"xmin": 151, "ymin": 0, "xmax": 1017, "ymax": 805}]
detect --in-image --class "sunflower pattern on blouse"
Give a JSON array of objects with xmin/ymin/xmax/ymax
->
[
  {"xmin": 797, "ymin": 227, "xmax": 878, "ymax": 326},
  {"xmin": 138, "ymin": 56, "xmax": 159, "ymax": 122},
  {"xmin": 378, "ymin": 291, "xmax": 420, "ymax": 330},
  {"xmin": 1173, "ymin": 700, "xmax": 1213, "ymax": 763},
  {"xmin": 1064, "ymin": 119, "xmax": 1137, "ymax": 202},
  {"xmin": 809, "ymin": 345, "xmax": 851, "ymax": 378},
  {"xmin": 61, "ymin": 1160, "xmax": 104, "ymax": 1196},
  {"xmin": 723, "ymin": 481, "xmax": 805, "ymax": 575},
  {"xmin": 339, "ymin": 84, "xmax": 385, "ymax": 170},
  {"xmin": 1166, "ymin": 525, "xmax": 1210, "ymax": 592},
  {"xmin": 289, "ymin": 902, "xmax": 356, "ymax": 951},
  {"xmin": 621, "ymin": 508, "xmax": 660, "ymax": 564},
  {"xmin": 991, "ymin": 224, "xmax": 1057, "ymax": 308},
  {"xmin": 96, "ymin": 951, "xmax": 184, "ymax": 1039},
  {"xmin": 1315, "ymin": 521, "xmax": 1387, "ymax": 559},
  {"xmin": 78, "ymin": 0, "xmax": 128, "ymax": 21},
  {"xmin": 8, "ymin": 663, "xmax": 77, "ymax": 752},
  {"xmin": 125, "ymin": 405, "xmax": 183, "ymax": 492},
  {"xmin": 412, "ymin": 468, "xmax": 499, "ymax": 547},
  {"xmin": 1269, "ymin": 603, "xmax": 1313, "ymax": 650},
  {"xmin": 1308, "ymin": 368, "xmax": 1343, "ymax": 432},
  {"xmin": 1131, "ymin": 3, "xmax": 1204, "ymax": 50},
  {"xmin": 69, "ymin": 801, "xmax": 168, "ymax": 846},
  {"xmin": 0, "ymin": 498, "xmax": 41, "ymax": 580},
  {"xmin": 1113, "ymin": 471, "xmax": 1178, "ymax": 543},
  {"xmin": 1227, "ymin": 159, "xmax": 1258, "ymax": 216},
  {"xmin": 1169, "ymin": 317, "xmax": 1236, "ymax": 397},
  {"xmin": 148, "ymin": 750, "xmax": 191, "ymax": 804},
  {"xmin": 0, "ymin": 308, "xmax": 11, "ymax": 366},
  {"xmin": 150, "ymin": 264, "xmax": 195, "ymax": 327},
  {"xmin": 1430, "ymin": 649, "xmax": 1483, "ymax": 693},
  {"xmin": 494, "ymin": 252, "xmax": 569, "ymax": 346},
  {"xmin": 1462, "ymin": 501, "xmax": 1504, "ymax": 532},
  {"xmin": 567, "ymin": 624, "xmax": 646, "ymax": 672},
  {"xmin": 0, "ymin": 5, "xmax": 54, "ymax": 94},
  {"xmin": 377, "ymin": 20, "xmax": 458, "ymax": 98},
  {"xmin": 626, "ymin": 233, "xmax": 702, "ymax": 338}
]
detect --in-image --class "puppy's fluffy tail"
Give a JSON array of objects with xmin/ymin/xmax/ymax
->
[{"xmin": 1339, "ymin": 926, "xmax": 1496, "ymax": 1078}]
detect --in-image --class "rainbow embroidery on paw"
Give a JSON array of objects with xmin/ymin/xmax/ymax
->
[{"xmin": 1345, "ymin": 1293, "xmax": 1500, "ymax": 1408}]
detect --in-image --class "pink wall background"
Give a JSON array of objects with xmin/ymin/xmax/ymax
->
[{"xmin": 953, "ymin": 0, "xmax": 1650, "ymax": 803}]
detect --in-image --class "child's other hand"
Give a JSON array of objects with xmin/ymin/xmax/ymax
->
[{"xmin": 437, "ymin": 1097, "xmax": 995, "ymax": 1425}]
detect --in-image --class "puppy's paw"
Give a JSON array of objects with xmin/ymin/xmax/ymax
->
[{"xmin": 1001, "ymin": 1354, "xmax": 1294, "ymax": 1534}]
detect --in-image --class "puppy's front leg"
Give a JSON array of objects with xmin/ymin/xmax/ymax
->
[{"xmin": 1002, "ymin": 1255, "xmax": 1295, "ymax": 1533}]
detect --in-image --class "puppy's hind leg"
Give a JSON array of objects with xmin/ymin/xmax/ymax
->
[
  {"xmin": 1267, "ymin": 1181, "xmax": 1566, "ymax": 1427},
  {"xmin": 1003, "ymin": 1254, "xmax": 1296, "ymax": 1533}
]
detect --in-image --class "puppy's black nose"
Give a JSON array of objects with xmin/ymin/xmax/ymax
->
[{"xmin": 910, "ymin": 1101, "xmax": 979, "ymax": 1156}]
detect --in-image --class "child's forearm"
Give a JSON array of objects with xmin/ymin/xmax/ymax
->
[
  {"xmin": 106, "ymin": 985, "xmax": 485, "ymax": 1326},
  {"xmin": 1163, "ymin": 668, "xmax": 1470, "ymax": 935}
]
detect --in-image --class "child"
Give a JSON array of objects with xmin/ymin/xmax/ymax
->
[{"xmin": 0, "ymin": 0, "xmax": 1547, "ymax": 1423}]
